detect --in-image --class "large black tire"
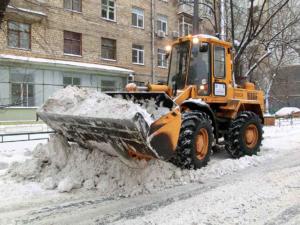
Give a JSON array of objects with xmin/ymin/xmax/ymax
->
[
  {"xmin": 225, "ymin": 111, "xmax": 263, "ymax": 158},
  {"xmin": 171, "ymin": 111, "xmax": 213, "ymax": 169}
]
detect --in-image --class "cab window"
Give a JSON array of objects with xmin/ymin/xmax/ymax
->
[{"xmin": 214, "ymin": 46, "xmax": 226, "ymax": 78}]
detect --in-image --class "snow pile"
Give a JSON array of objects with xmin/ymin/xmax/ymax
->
[
  {"xmin": 275, "ymin": 107, "xmax": 300, "ymax": 117},
  {"xmin": 39, "ymin": 86, "xmax": 154, "ymax": 125},
  {"xmin": 8, "ymin": 134, "xmax": 180, "ymax": 195},
  {"xmin": 7, "ymin": 133, "xmax": 279, "ymax": 196}
]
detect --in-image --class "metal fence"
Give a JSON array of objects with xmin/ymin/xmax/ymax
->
[
  {"xmin": 0, "ymin": 131, "xmax": 54, "ymax": 143},
  {"xmin": 276, "ymin": 117, "xmax": 300, "ymax": 127}
]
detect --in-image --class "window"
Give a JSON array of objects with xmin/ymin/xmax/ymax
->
[
  {"xmin": 8, "ymin": 21, "xmax": 31, "ymax": 50},
  {"xmin": 101, "ymin": 38, "xmax": 116, "ymax": 60},
  {"xmin": 157, "ymin": 15, "xmax": 168, "ymax": 33},
  {"xmin": 63, "ymin": 76, "xmax": 81, "ymax": 87},
  {"xmin": 132, "ymin": 44, "xmax": 144, "ymax": 65},
  {"xmin": 214, "ymin": 46, "xmax": 226, "ymax": 78},
  {"xmin": 64, "ymin": 31, "xmax": 82, "ymax": 55},
  {"xmin": 132, "ymin": 7, "xmax": 144, "ymax": 28},
  {"xmin": 101, "ymin": 0, "xmax": 116, "ymax": 21},
  {"xmin": 157, "ymin": 49, "xmax": 167, "ymax": 68},
  {"xmin": 101, "ymin": 80, "xmax": 116, "ymax": 92},
  {"xmin": 64, "ymin": 0, "xmax": 81, "ymax": 12},
  {"xmin": 179, "ymin": 21, "xmax": 192, "ymax": 36},
  {"xmin": 10, "ymin": 74, "xmax": 34, "ymax": 107}
]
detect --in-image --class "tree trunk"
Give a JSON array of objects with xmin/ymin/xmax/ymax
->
[{"xmin": 0, "ymin": 0, "xmax": 10, "ymax": 26}]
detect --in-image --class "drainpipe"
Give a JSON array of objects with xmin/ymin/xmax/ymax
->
[
  {"xmin": 151, "ymin": 0, "xmax": 155, "ymax": 83},
  {"xmin": 192, "ymin": 0, "xmax": 199, "ymax": 35}
]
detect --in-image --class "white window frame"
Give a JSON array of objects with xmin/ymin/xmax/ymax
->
[
  {"xmin": 132, "ymin": 44, "xmax": 144, "ymax": 65},
  {"xmin": 132, "ymin": 7, "xmax": 144, "ymax": 29},
  {"xmin": 157, "ymin": 48, "xmax": 168, "ymax": 68},
  {"xmin": 179, "ymin": 20, "xmax": 192, "ymax": 36},
  {"xmin": 101, "ymin": 0, "xmax": 116, "ymax": 22},
  {"xmin": 157, "ymin": 14, "xmax": 168, "ymax": 34},
  {"xmin": 64, "ymin": 0, "xmax": 82, "ymax": 13}
]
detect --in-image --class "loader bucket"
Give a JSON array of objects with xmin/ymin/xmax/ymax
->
[{"xmin": 37, "ymin": 92, "xmax": 181, "ymax": 168}]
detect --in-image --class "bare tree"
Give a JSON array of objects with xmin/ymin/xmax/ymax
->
[
  {"xmin": 246, "ymin": 0, "xmax": 300, "ymax": 112},
  {"xmin": 178, "ymin": 0, "xmax": 220, "ymax": 34},
  {"xmin": 226, "ymin": 0, "xmax": 300, "ymax": 81}
]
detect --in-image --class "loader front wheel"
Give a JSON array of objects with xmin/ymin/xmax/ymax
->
[
  {"xmin": 171, "ymin": 111, "xmax": 213, "ymax": 169},
  {"xmin": 225, "ymin": 111, "xmax": 263, "ymax": 158}
]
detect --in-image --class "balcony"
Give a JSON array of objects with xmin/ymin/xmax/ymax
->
[{"xmin": 177, "ymin": 4, "xmax": 194, "ymax": 16}]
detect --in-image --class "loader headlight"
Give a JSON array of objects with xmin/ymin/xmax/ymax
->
[
  {"xmin": 192, "ymin": 37, "xmax": 199, "ymax": 44},
  {"xmin": 165, "ymin": 45, "xmax": 172, "ymax": 52},
  {"xmin": 200, "ymin": 85, "xmax": 205, "ymax": 90}
]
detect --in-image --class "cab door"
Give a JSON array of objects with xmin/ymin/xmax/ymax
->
[{"xmin": 212, "ymin": 45, "xmax": 227, "ymax": 101}]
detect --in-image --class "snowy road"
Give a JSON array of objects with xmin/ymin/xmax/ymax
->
[{"xmin": 0, "ymin": 124, "xmax": 299, "ymax": 225}]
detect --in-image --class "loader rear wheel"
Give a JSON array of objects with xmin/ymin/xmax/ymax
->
[
  {"xmin": 171, "ymin": 111, "xmax": 213, "ymax": 169},
  {"xmin": 225, "ymin": 111, "xmax": 263, "ymax": 158}
]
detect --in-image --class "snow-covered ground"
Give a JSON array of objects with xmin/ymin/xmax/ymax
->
[{"xmin": 0, "ymin": 121, "xmax": 299, "ymax": 225}]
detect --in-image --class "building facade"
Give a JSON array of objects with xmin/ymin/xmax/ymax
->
[
  {"xmin": 270, "ymin": 65, "xmax": 300, "ymax": 112},
  {"xmin": 0, "ymin": 0, "xmax": 216, "ymax": 121}
]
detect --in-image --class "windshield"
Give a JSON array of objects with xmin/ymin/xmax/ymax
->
[
  {"xmin": 188, "ymin": 43, "xmax": 210, "ymax": 95},
  {"xmin": 168, "ymin": 41, "xmax": 190, "ymax": 89}
]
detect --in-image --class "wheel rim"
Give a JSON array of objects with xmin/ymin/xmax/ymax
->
[
  {"xmin": 244, "ymin": 124, "xmax": 259, "ymax": 149},
  {"xmin": 195, "ymin": 128, "xmax": 209, "ymax": 160}
]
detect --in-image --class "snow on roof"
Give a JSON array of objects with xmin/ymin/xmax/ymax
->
[
  {"xmin": 275, "ymin": 107, "xmax": 300, "ymax": 116},
  {"xmin": 7, "ymin": 5, "xmax": 47, "ymax": 17},
  {"xmin": 0, "ymin": 54, "xmax": 133, "ymax": 75},
  {"xmin": 193, "ymin": 34, "xmax": 219, "ymax": 40}
]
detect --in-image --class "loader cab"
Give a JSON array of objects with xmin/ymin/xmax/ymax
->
[{"xmin": 167, "ymin": 35, "xmax": 232, "ymax": 99}]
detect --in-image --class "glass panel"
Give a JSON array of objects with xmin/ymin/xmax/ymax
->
[
  {"xmin": 214, "ymin": 46, "xmax": 225, "ymax": 78},
  {"xmin": 109, "ymin": 10, "xmax": 114, "ymax": 20},
  {"xmin": 8, "ymin": 31, "xmax": 18, "ymax": 48},
  {"xmin": 72, "ymin": 0, "xmax": 81, "ymax": 11},
  {"xmin": 11, "ymin": 83, "xmax": 21, "ymax": 106},
  {"xmin": 20, "ymin": 32, "xmax": 30, "ymax": 49},
  {"xmin": 73, "ymin": 77, "xmax": 81, "ymax": 86},
  {"xmin": 168, "ymin": 41, "xmax": 190, "ymax": 89},
  {"xmin": 64, "ymin": 40, "xmax": 72, "ymax": 54},
  {"xmin": 19, "ymin": 23, "xmax": 29, "ymax": 32},
  {"xmin": 132, "ymin": 49, "xmax": 137, "ymax": 63},
  {"xmin": 138, "ymin": 16, "xmax": 143, "ymax": 27},
  {"xmin": 27, "ymin": 84, "xmax": 34, "ymax": 106},
  {"xmin": 138, "ymin": 51, "xmax": 144, "ymax": 64},
  {"xmin": 133, "ymin": 44, "xmax": 143, "ymax": 50},
  {"xmin": 108, "ymin": 0, "xmax": 114, "ymax": 7},
  {"xmin": 132, "ymin": 13, "xmax": 137, "ymax": 26},
  {"xmin": 157, "ymin": 20, "xmax": 161, "ymax": 30},
  {"xmin": 188, "ymin": 44, "xmax": 210, "ymax": 87},
  {"xmin": 101, "ymin": 9, "xmax": 107, "ymax": 18},
  {"xmin": 64, "ymin": 0, "xmax": 72, "ymax": 10},
  {"xmin": 101, "ymin": 80, "xmax": 116, "ymax": 92},
  {"xmin": 63, "ymin": 77, "xmax": 73, "ymax": 87},
  {"xmin": 72, "ymin": 40, "xmax": 81, "ymax": 55},
  {"xmin": 8, "ymin": 21, "xmax": 18, "ymax": 30}
]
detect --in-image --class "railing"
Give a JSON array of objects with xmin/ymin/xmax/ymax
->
[
  {"xmin": 276, "ymin": 117, "xmax": 300, "ymax": 127},
  {"xmin": 0, "ymin": 131, "xmax": 55, "ymax": 143}
]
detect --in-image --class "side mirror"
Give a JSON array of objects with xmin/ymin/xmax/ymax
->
[{"xmin": 199, "ymin": 43, "xmax": 209, "ymax": 52}]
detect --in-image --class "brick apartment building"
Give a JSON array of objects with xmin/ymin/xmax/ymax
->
[{"xmin": 0, "ymin": 0, "xmax": 216, "ymax": 121}]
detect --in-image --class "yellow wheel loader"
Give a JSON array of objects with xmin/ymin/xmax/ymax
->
[{"xmin": 38, "ymin": 34, "xmax": 265, "ymax": 169}]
